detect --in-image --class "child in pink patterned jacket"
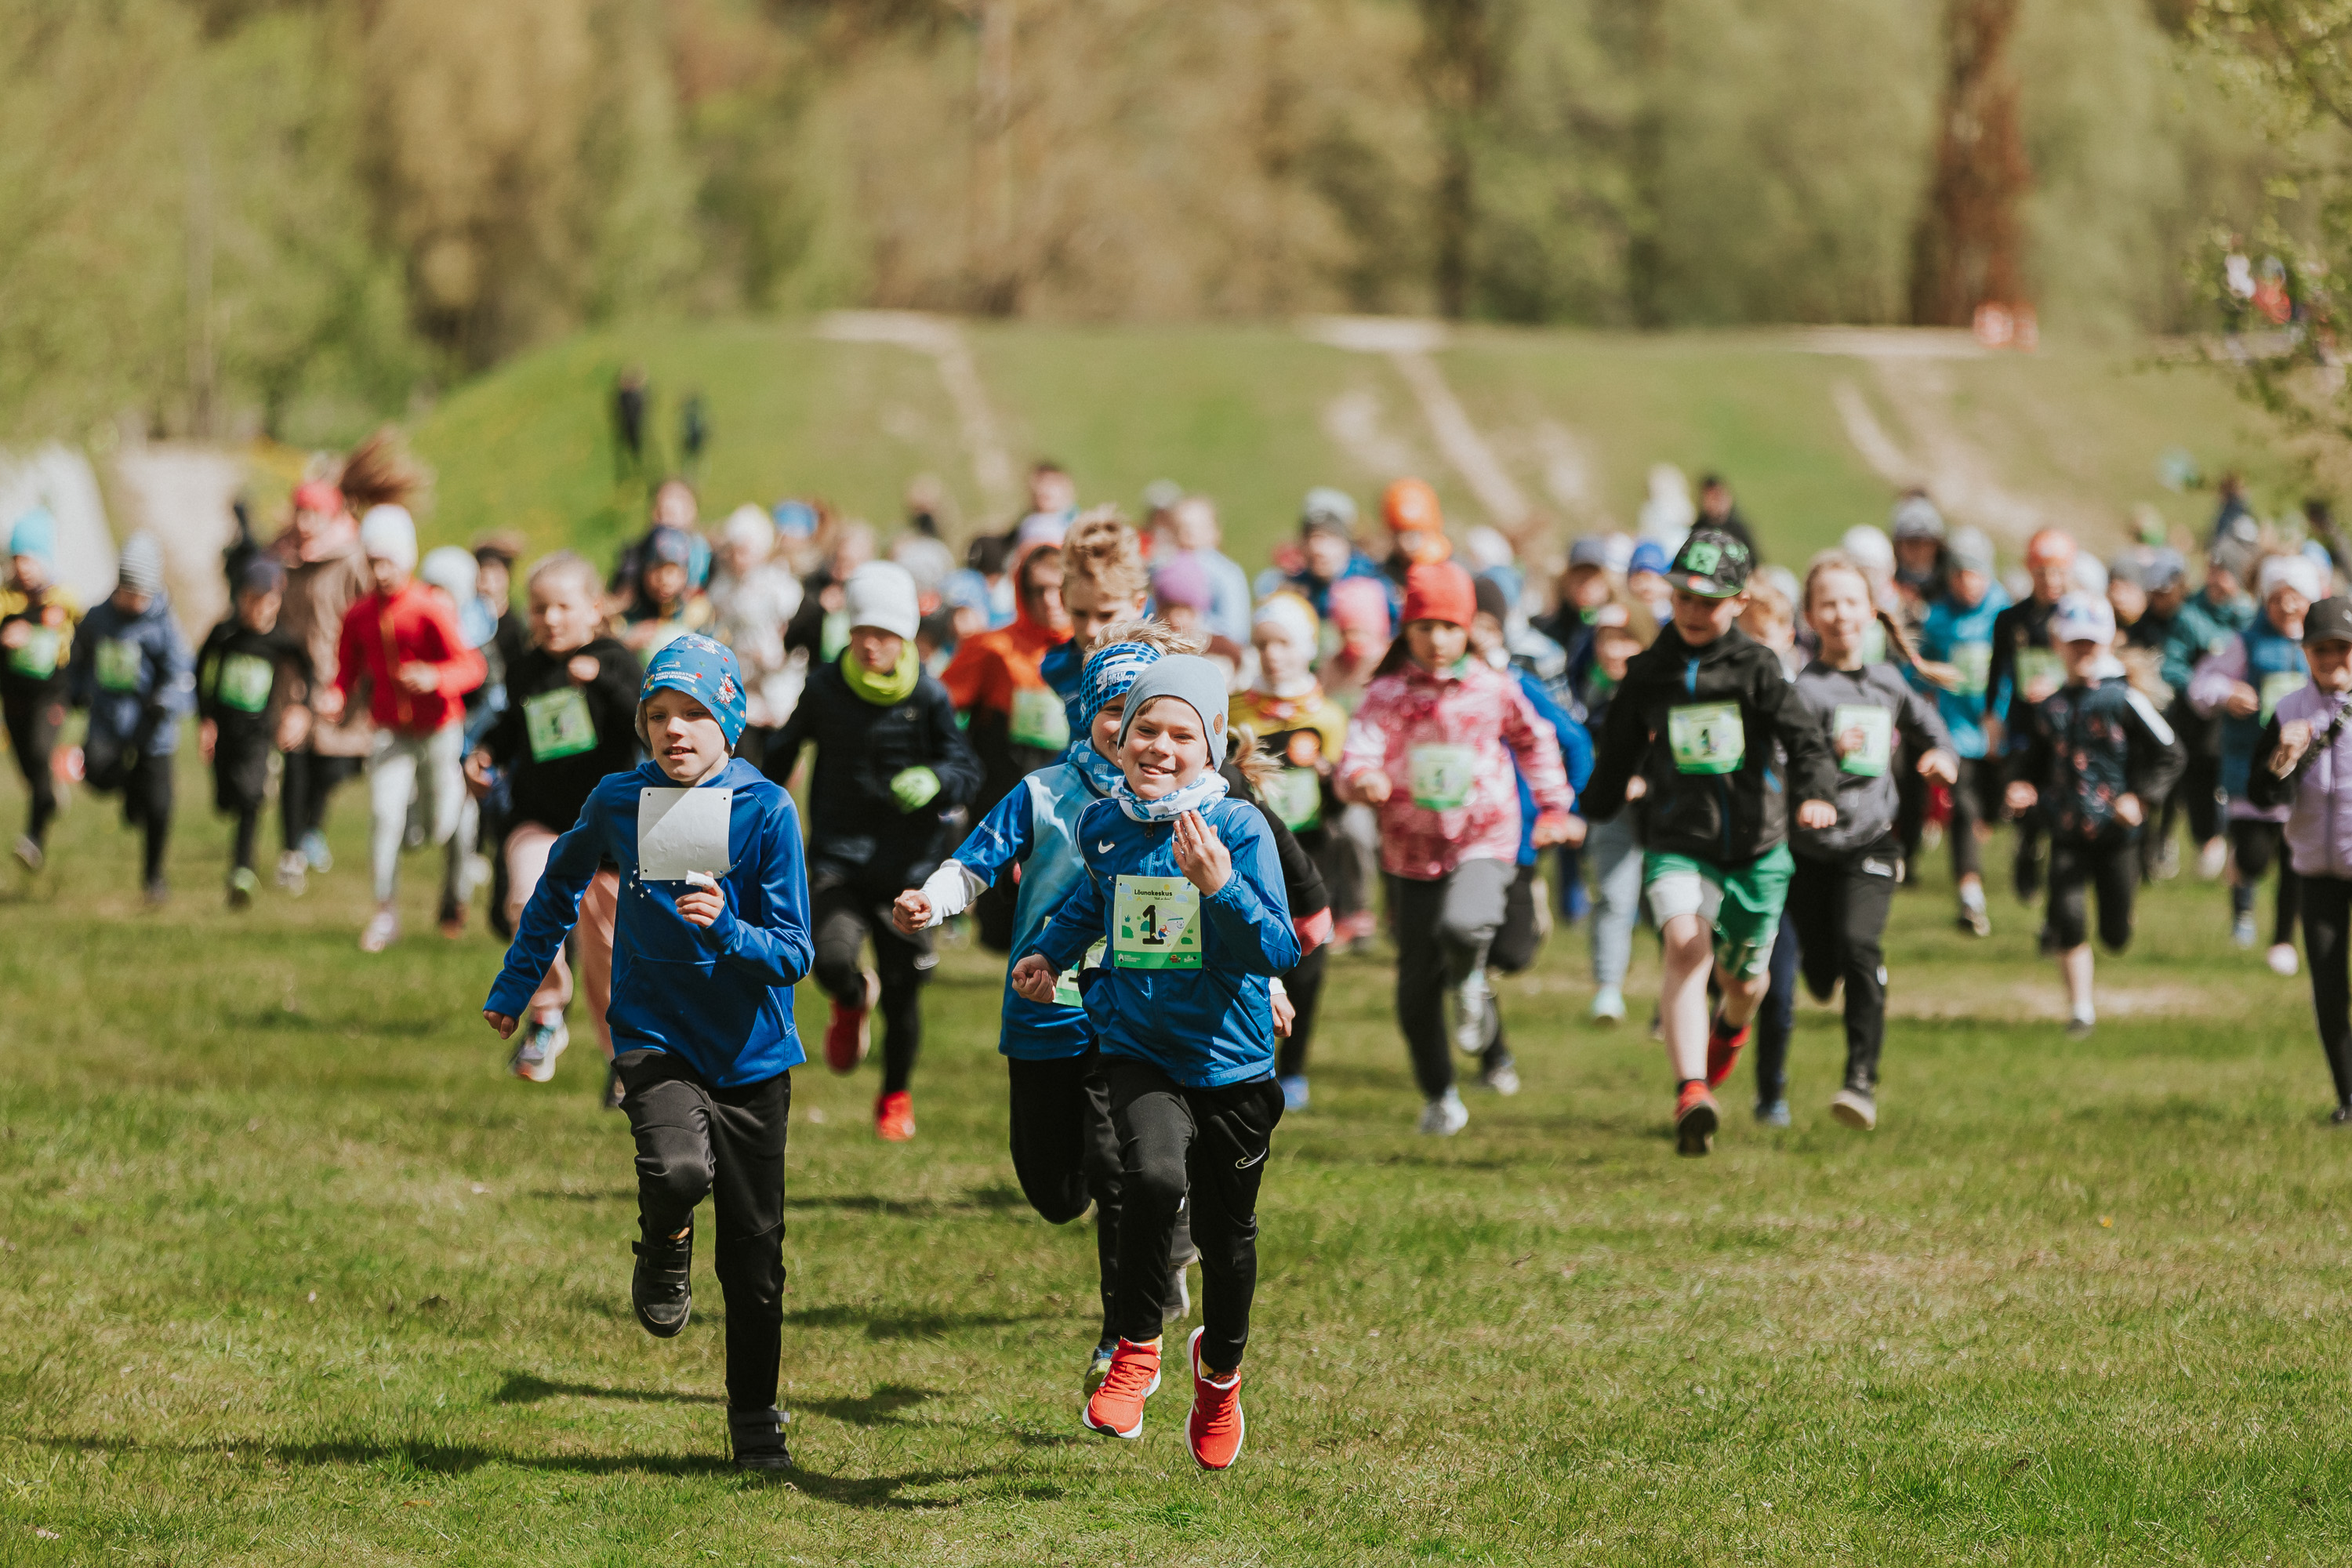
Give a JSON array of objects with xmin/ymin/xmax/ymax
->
[{"xmin": 1338, "ymin": 561, "xmax": 1575, "ymax": 1135}]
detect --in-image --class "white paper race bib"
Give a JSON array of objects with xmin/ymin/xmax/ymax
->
[
  {"xmin": 1408, "ymin": 744, "xmax": 1478, "ymax": 810},
  {"xmin": 1112, "ymin": 874, "xmax": 1201, "ymax": 969},
  {"xmin": 1052, "ymin": 939, "xmax": 1109, "ymax": 1007},
  {"xmin": 1009, "ymin": 684, "xmax": 1071, "ymax": 751},
  {"xmin": 524, "ymin": 685, "xmax": 597, "ymax": 761},
  {"xmin": 1832, "ymin": 702, "xmax": 1894, "ymax": 777},
  {"xmin": 637, "ymin": 786, "xmax": 734, "ymax": 882},
  {"xmin": 1668, "ymin": 702, "xmax": 1744, "ymax": 775}
]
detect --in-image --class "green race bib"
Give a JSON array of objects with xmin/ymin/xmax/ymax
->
[
  {"xmin": 2014, "ymin": 647, "xmax": 2063, "ymax": 700},
  {"xmin": 1948, "ymin": 641, "xmax": 1991, "ymax": 698},
  {"xmin": 524, "ymin": 684, "xmax": 597, "ymax": 761},
  {"xmin": 1264, "ymin": 766, "xmax": 1323, "ymax": 831},
  {"xmin": 1831, "ymin": 702, "xmax": 1894, "ymax": 777},
  {"xmin": 1009, "ymin": 684, "xmax": 1071, "ymax": 751},
  {"xmin": 1112, "ymin": 874, "xmax": 1201, "ymax": 970},
  {"xmin": 96, "ymin": 637, "xmax": 142, "ymax": 692},
  {"xmin": 1052, "ymin": 939, "xmax": 1109, "ymax": 1007},
  {"xmin": 216, "ymin": 652, "xmax": 275, "ymax": 715},
  {"xmin": 1408, "ymin": 743, "xmax": 1478, "ymax": 810},
  {"xmin": 2260, "ymin": 670, "xmax": 2307, "ymax": 725},
  {"xmin": 1859, "ymin": 621, "xmax": 1887, "ymax": 666},
  {"xmin": 1668, "ymin": 702, "xmax": 1745, "ymax": 775},
  {"xmin": 6, "ymin": 626, "xmax": 60, "ymax": 679},
  {"xmin": 818, "ymin": 609, "xmax": 850, "ymax": 662}
]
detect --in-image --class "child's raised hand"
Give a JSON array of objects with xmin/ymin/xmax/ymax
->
[
  {"xmin": 396, "ymin": 660, "xmax": 440, "ymax": 694},
  {"xmin": 1795, "ymin": 798, "xmax": 1838, "ymax": 830},
  {"xmin": 1349, "ymin": 768, "xmax": 1392, "ymax": 804},
  {"xmin": 2226, "ymin": 680, "xmax": 2260, "ymax": 718},
  {"xmin": 484, "ymin": 1010, "xmax": 518, "ymax": 1040},
  {"xmin": 1624, "ymin": 774, "xmax": 1649, "ymax": 801},
  {"xmin": 891, "ymin": 889, "xmax": 934, "ymax": 934},
  {"xmin": 567, "ymin": 653, "xmax": 601, "ymax": 684},
  {"xmin": 674, "ymin": 883, "xmax": 725, "ymax": 927},
  {"xmin": 1532, "ymin": 809, "xmax": 1584, "ymax": 848},
  {"xmin": 1009, "ymin": 954, "xmax": 1060, "ymax": 1003},
  {"xmin": 2004, "ymin": 780, "xmax": 2038, "ymax": 815},
  {"xmin": 1917, "ymin": 747, "xmax": 1959, "ymax": 785},
  {"xmin": 2114, "ymin": 792, "xmax": 2144, "ymax": 828},
  {"xmin": 198, "ymin": 719, "xmax": 217, "ymax": 763},
  {"xmin": 2273, "ymin": 719, "xmax": 2314, "ymax": 776},
  {"xmin": 1172, "ymin": 810, "xmax": 1232, "ymax": 895}
]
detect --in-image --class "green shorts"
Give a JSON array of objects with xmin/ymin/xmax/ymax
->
[{"xmin": 1642, "ymin": 844, "xmax": 1793, "ymax": 979}]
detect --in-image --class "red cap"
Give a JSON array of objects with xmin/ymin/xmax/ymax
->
[
  {"xmin": 292, "ymin": 481, "xmax": 343, "ymax": 515},
  {"xmin": 1383, "ymin": 477, "xmax": 1443, "ymax": 534},
  {"xmin": 1401, "ymin": 561, "xmax": 1475, "ymax": 629}
]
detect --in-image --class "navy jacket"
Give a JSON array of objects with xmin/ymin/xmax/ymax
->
[{"xmin": 71, "ymin": 593, "xmax": 194, "ymax": 754}]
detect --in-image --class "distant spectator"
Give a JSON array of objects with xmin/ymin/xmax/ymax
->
[
  {"xmin": 1167, "ymin": 495, "xmax": 1254, "ymax": 647},
  {"xmin": 1696, "ymin": 474, "xmax": 1759, "ymax": 561},
  {"xmin": 612, "ymin": 368, "xmax": 648, "ymax": 483},
  {"xmin": 1279, "ymin": 487, "xmax": 1390, "ymax": 627}
]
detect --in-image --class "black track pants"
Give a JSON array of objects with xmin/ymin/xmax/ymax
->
[
  {"xmin": 2046, "ymin": 829, "xmax": 2138, "ymax": 952},
  {"xmin": 2299, "ymin": 875, "xmax": 2352, "ymax": 1106},
  {"xmin": 1786, "ymin": 843, "xmax": 1900, "ymax": 1094},
  {"xmin": 1007, "ymin": 1051, "xmax": 1127, "ymax": 1345},
  {"xmin": 3, "ymin": 688, "xmax": 61, "ymax": 845},
  {"xmin": 811, "ymin": 880, "xmax": 935, "ymax": 1096}
]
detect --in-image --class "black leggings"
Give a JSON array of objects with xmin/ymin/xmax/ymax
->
[
  {"xmin": 2230, "ymin": 818, "xmax": 2302, "ymax": 947},
  {"xmin": 2046, "ymin": 829, "xmax": 2139, "ymax": 952},
  {"xmin": 615, "ymin": 1050, "xmax": 789, "ymax": 1413},
  {"xmin": 1007, "ymin": 1051, "xmax": 1131, "ymax": 1345},
  {"xmin": 2, "ymin": 687, "xmax": 62, "ymax": 845},
  {"xmin": 1387, "ymin": 861, "xmax": 1513, "ymax": 1097},
  {"xmin": 1948, "ymin": 756, "xmax": 2001, "ymax": 884},
  {"xmin": 1103, "ymin": 1058, "xmax": 1280, "ymax": 1368},
  {"xmin": 280, "ymin": 750, "xmax": 359, "ymax": 852},
  {"xmin": 1274, "ymin": 944, "xmax": 1328, "ymax": 1080},
  {"xmin": 2171, "ymin": 703, "xmax": 2224, "ymax": 846},
  {"xmin": 1765, "ymin": 844, "xmax": 1900, "ymax": 1098},
  {"xmin": 811, "ymin": 880, "xmax": 935, "ymax": 1095},
  {"xmin": 2299, "ymin": 875, "xmax": 2352, "ymax": 1105},
  {"xmin": 83, "ymin": 733, "xmax": 172, "ymax": 884}
]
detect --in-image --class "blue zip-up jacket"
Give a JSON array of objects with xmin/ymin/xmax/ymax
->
[
  {"xmin": 69, "ymin": 593, "xmax": 194, "ymax": 754},
  {"xmin": 1512, "ymin": 665, "xmax": 1592, "ymax": 865},
  {"xmin": 1910, "ymin": 583, "xmax": 2009, "ymax": 760},
  {"xmin": 2220, "ymin": 616, "xmax": 2308, "ymax": 800},
  {"xmin": 485, "ymin": 758, "xmax": 811, "ymax": 1085},
  {"xmin": 944, "ymin": 758, "xmax": 1109, "ymax": 1059},
  {"xmin": 1028, "ymin": 796, "xmax": 1299, "ymax": 1088}
]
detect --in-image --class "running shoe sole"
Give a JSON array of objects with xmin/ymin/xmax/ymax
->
[
  {"xmin": 1080, "ymin": 1370, "xmax": 1163, "ymax": 1439},
  {"xmin": 1675, "ymin": 1098, "xmax": 1719, "ymax": 1156}
]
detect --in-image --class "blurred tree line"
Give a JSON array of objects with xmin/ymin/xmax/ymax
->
[{"xmin": 0, "ymin": 0, "xmax": 2287, "ymax": 444}]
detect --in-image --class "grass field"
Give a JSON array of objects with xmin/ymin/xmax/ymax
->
[{"xmin": 5, "ymin": 749, "xmax": 2352, "ymax": 1565}]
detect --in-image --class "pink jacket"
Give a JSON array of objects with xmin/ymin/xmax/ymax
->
[{"xmin": 1340, "ymin": 658, "xmax": 1574, "ymax": 880}]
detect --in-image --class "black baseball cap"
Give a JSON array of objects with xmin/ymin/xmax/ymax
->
[
  {"xmin": 2305, "ymin": 595, "xmax": 2352, "ymax": 645},
  {"xmin": 1670, "ymin": 527, "xmax": 1753, "ymax": 599}
]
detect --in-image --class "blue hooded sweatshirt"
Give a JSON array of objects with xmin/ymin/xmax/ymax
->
[
  {"xmin": 70, "ymin": 592, "xmax": 194, "ymax": 755},
  {"xmin": 1027, "ymin": 795, "xmax": 1298, "ymax": 1088},
  {"xmin": 485, "ymin": 757, "xmax": 811, "ymax": 1085},
  {"xmin": 946, "ymin": 760, "xmax": 1111, "ymax": 1060},
  {"xmin": 1511, "ymin": 664, "xmax": 1593, "ymax": 866}
]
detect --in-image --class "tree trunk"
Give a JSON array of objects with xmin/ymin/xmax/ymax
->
[
  {"xmin": 1417, "ymin": 0, "xmax": 1501, "ymax": 320},
  {"xmin": 1909, "ymin": 0, "xmax": 2031, "ymax": 327}
]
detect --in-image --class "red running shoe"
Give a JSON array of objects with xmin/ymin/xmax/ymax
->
[
  {"xmin": 874, "ymin": 1090, "xmax": 915, "ymax": 1142},
  {"xmin": 1704, "ymin": 1012, "xmax": 1751, "ymax": 1090},
  {"xmin": 1675, "ymin": 1080, "xmax": 1719, "ymax": 1156},
  {"xmin": 1082, "ymin": 1338, "xmax": 1163, "ymax": 1439},
  {"xmin": 1185, "ymin": 1326, "xmax": 1245, "ymax": 1471},
  {"xmin": 824, "ymin": 970, "xmax": 880, "ymax": 1073}
]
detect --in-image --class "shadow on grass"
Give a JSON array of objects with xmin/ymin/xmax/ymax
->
[
  {"xmin": 797, "ymin": 1384, "xmax": 940, "ymax": 1425},
  {"xmin": 785, "ymin": 1302, "xmax": 1062, "ymax": 1339},
  {"xmin": 786, "ymin": 1185, "xmax": 1029, "ymax": 1217},
  {"xmin": 493, "ymin": 1372, "xmax": 722, "ymax": 1406}
]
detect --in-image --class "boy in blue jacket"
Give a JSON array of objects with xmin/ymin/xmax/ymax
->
[
  {"xmin": 68, "ymin": 534, "xmax": 194, "ymax": 902},
  {"xmin": 483, "ymin": 636, "xmax": 811, "ymax": 1472},
  {"xmin": 1011, "ymin": 655, "xmax": 1297, "ymax": 1472}
]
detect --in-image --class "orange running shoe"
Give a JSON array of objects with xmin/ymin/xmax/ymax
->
[
  {"xmin": 1675, "ymin": 1080, "xmax": 1719, "ymax": 1156},
  {"xmin": 823, "ymin": 970, "xmax": 879, "ymax": 1073},
  {"xmin": 1184, "ymin": 1326, "xmax": 1245, "ymax": 1471},
  {"xmin": 1082, "ymin": 1338, "xmax": 1163, "ymax": 1439},
  {"xmin": 1704, "ymin": 1012, "xmax": 1751, "ymax": 1089},
  {"xmin": 874, "ymin": 1090, "xmax": 916, "ymax": 1142}
]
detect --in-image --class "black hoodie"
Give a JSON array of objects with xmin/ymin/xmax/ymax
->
[{"xmin": 1581, "ymin": 623, "xmax": 1838, "ymax": 864}]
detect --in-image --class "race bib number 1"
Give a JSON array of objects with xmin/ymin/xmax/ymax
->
[
  {"xmin": 1408, "ymin": 744, "xmax": 1478, "ymax": 810},
  {"xmin": 1668, "ymin": 702, "xmax": 1745, "ymax": 775},
  {"xmin": 1832, "ymin": 703, "xmax": 1894, "ymax": 777},
  {"xmin": 524, "ymin": 685, "xmax": 597, "ymax": 761},
  {"xmin": 1112, "ymin": 875, "xmax": 1201, "ymax": 970}
]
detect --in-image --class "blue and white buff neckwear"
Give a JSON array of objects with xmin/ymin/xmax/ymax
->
[
  {"xmin": 1065, "ymin": 640, "xmax": 1164, "ymax": 797},
  {"xmin": 1114, "ymin": 769, "xmax": 1229, "ymax": 823}
]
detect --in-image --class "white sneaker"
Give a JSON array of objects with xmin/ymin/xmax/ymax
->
[
  {"xmin": 1589, "ymin": 985, "xmax": 1625, "ymax": 1025},
  {"xmin": 510, "ymin": 1016, "xmax": 569, "ymax": 1082},
  {"xmin": 1452, "ymin": 970, "xmax": 1494, "ymax": 1056},
  {"xmin": 2198, "ymin": 837, "xmax": 2229, "ymax": 880},
  {"xmin": 2232, "ymin": 913, "xmax": 2257, "ymax": 949},
  {"xmin": 1480, "ymin": 1061, "xmax": 1521, "ymax": 1097},
  {"xmin": 2065, "ymin": 1009, "xmax": 2096, "ymax": 1040},
  {"xmin": 359, "ymin": 909, "xmax": 400, "ymax": 953},
  {"xmin": 275, "ymin": 851, "xmax": 307, "ymax": 895},
  {"xmin": 1418, "ymin": 1087, "xmax": 1469, "ymax": 1136},
  {"xmin": 2268, "ymin": 942, "xmax": 2301, "ymax": 978},
  {"xmin": 13, "ymin": 835, "xmax": 42, "ymax": 873}
]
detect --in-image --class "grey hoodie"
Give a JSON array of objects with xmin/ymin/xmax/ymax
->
[{"xmin": 1789, "ymin": 659, "xmax": 1952, "ymax": 860}]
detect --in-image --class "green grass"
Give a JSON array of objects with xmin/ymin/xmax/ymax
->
[
  {"xmin": 5, "ymin": 750, "xmax": 2352, "ymax": 1563},
  {"xmin": 408, "ymin": 318, "xmax": 2303, "ymax": 573}
]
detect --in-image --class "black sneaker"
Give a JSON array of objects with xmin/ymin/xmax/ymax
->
[
  {"xmin": 2333, "ymin": 1102, "xmax": 2351, "ymax": 1127},
  {"xmin": 631, "ymin": 1225, "xmax": 692, "ymax": 1338},
  {"xmin": 730, "ymin": 1406, "xmax": 793, "ymax": 1472}
]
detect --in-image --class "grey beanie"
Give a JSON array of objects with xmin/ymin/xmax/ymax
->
[
  {"xmin": 1947, "ymin": 527, "xmax": 1995, "ymax": 578},
  {"xmin": 1115, "ymin": 654, "xmax": 1230, "ymax": 760},
  {"xmin": 117, "ymin": 532, "xmax": 165, "ymax": 593}
]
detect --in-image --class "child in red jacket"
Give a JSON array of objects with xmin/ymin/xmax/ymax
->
[{"xmin": 335, "ymin": 506, "xmax": 485, "ymax": 951}]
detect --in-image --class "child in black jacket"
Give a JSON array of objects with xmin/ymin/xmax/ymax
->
[
  {"xmin": 196, "ymin": 555, "xmax": 307, "ymax": 906},
  {"xmin": 765, "ymin": 562, "xmax": 982, "ymax": 1141},
  {"xmin": 2003, "ymin": 593, "xmax": 2185, "ymax": 1037}
]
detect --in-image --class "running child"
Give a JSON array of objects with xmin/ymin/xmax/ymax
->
[
  {"xmin": 468, "ymin": 551, "xmax": 643, "ymax": 1103},
  {"xmin": 1577, "ymin": 609, "xmax": 1653, "ymax": 1024},
  {"xmin": 1040, "ymin": 510, "xmax": 1152, "ymax": 710},
  {"xmin": 2245, "ymin": 594, "xmax": 2352, "ymax": 1120},
  {"xmin": 2, "ymin": 509, "xmax": 80, "ymax": 872},
  {"xmin": 339, "ymin": 506, "xmax": 485, "ymax": 952},
  {"xmin": 1338, "ymin": 562, "xmax": 1577, "ymax": 1136},
  {"xmin": 195, "ymin": 554, "xmax": 305, "ymax": 908},
  {"xmin": 68, "ymin": 534, "xmax": 194, "ymax": 903},
  {"xmin": 484, "ymin": 636, "xmax": 811, "ymax": 1472},
  {"xmin": 1987, "ymin": 528, "xmax": 2078, "ymax": 906},
  {"xmin": 764, "ymin": 562, "xmax": 981, "ymax": 1141},
  {"xmin": 1771, "ymin": 554, "xmax": 1958, "ymax": 1131},
  {"xmin": 1009, "ymin": 655, "xmax": 1298, "ymax": 1470},
  {"xmin": 1580, "ymin": 527, "xmax": 1840, "ymax": 1155},
  {"xmin": 1908, "ymin": 527, "xmax": 2009, "ymax": 935},
  {"xmin": 2002, "ymin": 593, "xmax": 2185, "ymax": 1037}
]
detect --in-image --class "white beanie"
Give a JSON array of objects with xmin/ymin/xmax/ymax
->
[
  {"xmin": 1840, "ymin": 524, "xmax": 1895, "ymax": 576},
  {"xmin": 358, "ymin": 505, "xmax": 419, "ymax": 575},
  {"xmin": 2260, "ymin": 552, "xmax": 2328, "ymax": 604},
  {"xmin": 1251, "ymin": 592, "xmax": 1319, "ymax": 652},
  {"xmin": 844, "ymin": 561, "xmax": 921, "ymax": 641},
  {"xmin": 722, "ymin": 504, "xmax": 775, "ymax": 556},
  {"xmin": 419, "ymin": 545, "xmax": 477, "ymax": 601}
]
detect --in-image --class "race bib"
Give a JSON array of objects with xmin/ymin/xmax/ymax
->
[
  {"xmin": 818, "ymin": 609, "xmax": 850, "ymax": 662},
  {"xmin": 1112, "ymin": 874, "xmax": 1201, "ymax": 970},
  {"xmin": 1009, "ymin": 684, "xmax": 1071, "ymax": 751},
  {"xmin": 1264, "ymin": 766, "xmax": 1323, "ymax": 831},
  {"xmin": 2260, "ymin": 670, "xmax": 2307, "ymax": 725},
  {"xmin": 1052, "ymin": 938, "xmax": 1109, "ymax": 1007},
  {"xmin": 96, "ymin": 637, "xmax": 142, "ymax": 692},
  {"xmin": 1948, "ymin": 641, "xmax": 1992, "ymax": 698},
  {"xmin": 1667, "ymin": 702, "xmax": 1744, "ymax": 775},
  {"xmin": 216, "ymin": 652, "xmax": 275, "ymax": 714},
  {"xmin": 1408, "ymin": 744, "xmax": 1478, "ymax": 810},
  {"xmin": 524, "ymin": 684, "xmax": 597, "ymax": 761},
  {"xmin": 637, "ymin": 786, "xmax": 734, "ymax": 882},
  {"xmin": 6, "ymin": 626, "xmax": 60, "ymax": 679},
  {"xmin": 1859, "ymin": 621, "xmax": 1887, "ymax": 666},
  {"xmin": 1832, "ymin": 702, "xmax": 1894, "ymax": 777},
  {"xmin": 2015, "ymin": 648, "xmax": 2063, "ymax": 699}
]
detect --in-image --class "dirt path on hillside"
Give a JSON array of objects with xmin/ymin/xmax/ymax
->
[{"xmin": 817, "ymin": 311, "xmax": 1018, "ymax": 521}]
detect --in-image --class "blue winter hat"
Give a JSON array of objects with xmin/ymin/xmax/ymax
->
[
  {"xmin": 1628, "ymin": 539, "xmax": 1671, "ymax": 577},
  {"xmin": 9, "ymin": 508, "xmax": 56, "ymax": 566},
  {"xmin": 639, "ymin": 633, "xmax": 747, "ymax": 745},
  {"xmin": 1069, "ymin": 637, "xmax": 1165, "ymax": 735},
  {"xmin": 1115, "ymin": 654, "xmax": 1230, "ymax": 760},
  {"xmin": 772, "ymin": 499, "xmax": 818, "ymax": 540}
]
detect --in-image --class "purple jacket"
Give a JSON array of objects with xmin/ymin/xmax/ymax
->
[{"xmin": 2266, "ymin": 683, "xmax": 2352, "ymax": 879}]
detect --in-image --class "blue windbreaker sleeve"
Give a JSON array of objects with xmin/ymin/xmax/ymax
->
[
  {"xmin": 1200, "ymin": 814, "xmax": 1301, "ymax": 976},
  {"xmin": 157, "ymin": 615, "xmax": 196, "ymax": 718},
  {"xmin": 698, "ymin": 793, "xmax": 815, "ymax": 986},
  {"xmin": 944, "ymin": 776, "xmax": 1038, "ymax": 887},
  {"xmin": 484, "ymin": 791, "xmax": 608, "ymax": 1018},
  {"xmin": 1518, "ymin": 669, "xmax": 1593, "ymax": 792},
  {"xmin": 1029, "ymin": 863, "xmax": 1107, "ymax": 973}
]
